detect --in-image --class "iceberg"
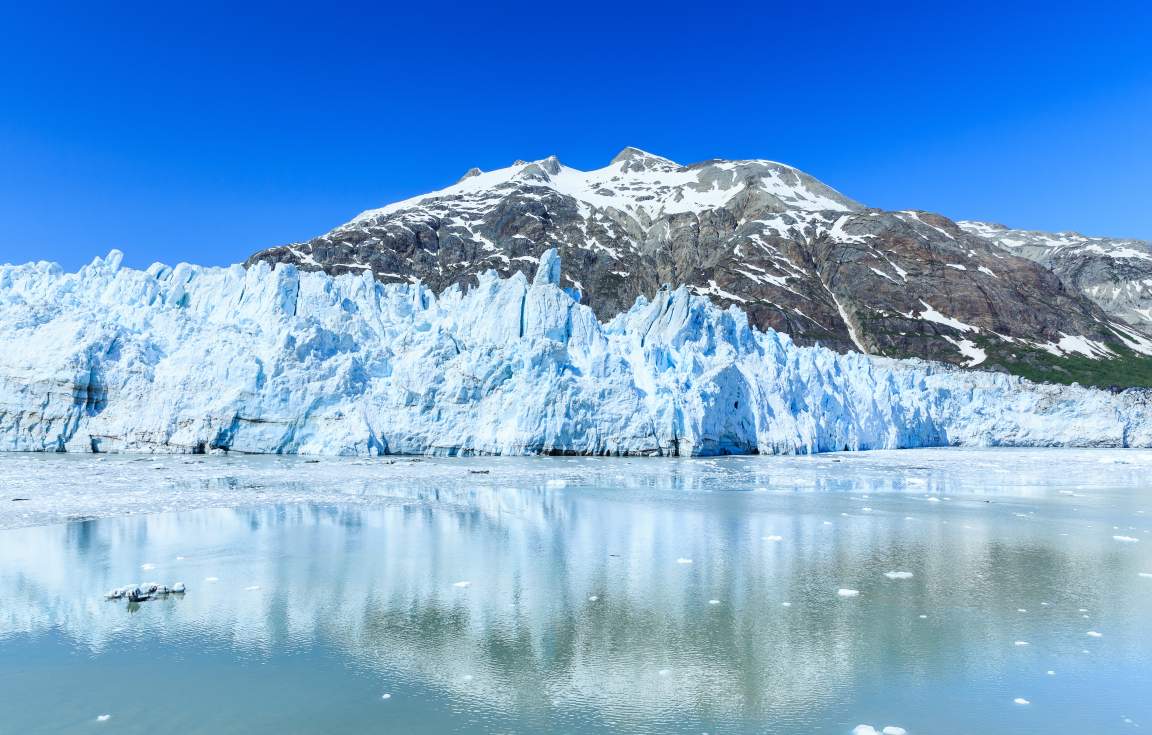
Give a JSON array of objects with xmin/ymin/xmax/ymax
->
[{"xmin": 0, "ymin": 248, "xmax": 1149, "ymax": 456}]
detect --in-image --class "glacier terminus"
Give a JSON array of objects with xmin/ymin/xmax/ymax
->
[{"xmin": 1, "ymin": 248, "xmax": 1149, "ymax": 457}]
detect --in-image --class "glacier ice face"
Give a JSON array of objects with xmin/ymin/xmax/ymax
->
[{"xmin": 0, "ymin": 249, "xmax": 1150, "ymax": 456}]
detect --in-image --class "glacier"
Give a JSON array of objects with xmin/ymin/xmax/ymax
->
[{"xmin": 0, "ymin": 248, "xmax": 1150, "ymax": 456}]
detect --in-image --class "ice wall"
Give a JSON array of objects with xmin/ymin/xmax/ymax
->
[{"xmin": 0, "ymin": 249, "xmax": 1148, "ymax": 456}]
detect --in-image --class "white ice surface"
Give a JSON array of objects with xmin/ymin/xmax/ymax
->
[{"xmin": 2, "ymin": 251, "xmax": 1152, "ymax": 458}]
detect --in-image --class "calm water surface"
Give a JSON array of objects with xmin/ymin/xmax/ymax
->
[{"xmin": 1, "ymin": 450, "xmax": 1150, "ymax": 734}]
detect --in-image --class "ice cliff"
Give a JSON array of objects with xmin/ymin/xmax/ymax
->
[{"xmin": 1, "ymin": 249, "xmax": 1149, "ymax": 456}]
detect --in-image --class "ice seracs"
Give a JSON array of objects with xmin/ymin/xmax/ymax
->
[{"xmin": 1, "ymin": 249, "xmax": 1152, "ymax": 457}]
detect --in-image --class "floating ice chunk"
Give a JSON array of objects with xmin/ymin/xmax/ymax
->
[
  {"xmin": 1139, "ymin": 573, "xmax": 1152, "ymax": 579},
  {"xmin": 708, "ymin": 599, "xmax": 721, "ymax": 605},
  {"xmin": 171, "ymin": 582, "xmax": 186, "ymax": 593},
  {"xmin": 175, "ymin": 556, "xmax": 186, "ymax": 561},
  {"xmin": 204, "ymin": 576, "xmax": 219, "ymax": 583},
  {"xmin": 657, "ymin": 669, "xmax": 670, "ymax": 676},
  {"xmin": 452, "ymin": 580, "xmax": 471, "ymax": 588},
  {"xmin": 781, "ymin": 602, "xmax": 792, "ymax": 607},
  {"xmin": 588, "ymin": 595, "xmax": 599, "ymax": 602},
  {"xmin": 1014, "ymin": 698, "xmax": 1031, "ymax": 705},
  {"xmin": 884, "ymin": 571, "xmax": 914, "ymax": 580},
  {"xmin": 1017, "ymin": 608, "xmax": 1027, "ymax": 613},
  {"xmin": 837, "ymin": 588, "xmax": 861, "ymax": 598},
  {"xmin": 461, "ymin": 674, "xmax": 474, "ymax": 682},
  {"xmin": 140, "ymin": 563, "xmax": 156, "ymax": 571},
  {"xmin": 763, "ymin": 535, "xmax": 783, "ymax": 542},
  {"xmin": 1113, "ymin": 535, "xmax": 1140, "ymax": 543},
  {"xmin": 1014, "ymin": 641, "xmax": 1030, "ymax": 647},
  {"xmin": 1047, "ymin": 670, "xmax": 1056, "ymax": 676},
  {"xmin": 882, "ymin": 727, "xmax": 907, "ymax": 735},
  {"xmin": 97, "ymin": 714, "xmax": 111, "ymax": 722},
  {"xmin": 1086, "ymin": 630, "xmax": 1103, "ymax": 638},
  {"xmin": 926, "ymin": 497, "xmax": 941, "ymax": 503},
  {"xmin": 381, "ymin": 693, "xmax": 391, "ymax": 700},
  {"xmin": 852, "ymin": 726, "xmax": 879, "ymax": 735},
  {"xmin": 244, "ymin": 585, "xmax": 260, "ymax": 591},
  {"xmin": 676, "ymin": 558, "xmax": 693, "ymax": 565},
  {"xmin": 918, "ymin": 614, "xmax": 928, "ymax": 619}
]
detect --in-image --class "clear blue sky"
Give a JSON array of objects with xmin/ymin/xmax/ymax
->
[{"xmin": 2, "ymin": 1, "xmax": 1150, "ymax": 270}]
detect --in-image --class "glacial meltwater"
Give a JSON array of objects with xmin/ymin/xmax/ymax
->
[{"xmin": 1, "ymin": 449, "xmax": 1150, "ymax": 734}]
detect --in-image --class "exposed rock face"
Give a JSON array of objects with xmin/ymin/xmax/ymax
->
[
  {"xmin": 958, "ymin": 221, "xmax": 1152, "ymax": 334},
  {"xmin": 247, "ymin": 149, "xmax": 1152, "ymax": 377}
]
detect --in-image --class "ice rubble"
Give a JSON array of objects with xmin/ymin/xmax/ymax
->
[{"xmin": 0, "ymin": 249, "xmax": 1150, "ymax": 456}]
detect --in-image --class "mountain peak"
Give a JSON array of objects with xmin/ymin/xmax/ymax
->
[{"xmin": 610, "ymin": 147, "xmax": 679, "ymax": 171}]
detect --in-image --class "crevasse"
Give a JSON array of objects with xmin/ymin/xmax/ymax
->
[{"xmin": 0, "ymin": 249, "xmax": 1148, "ymax": 456}]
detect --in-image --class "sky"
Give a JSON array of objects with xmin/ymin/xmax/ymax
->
[{"xmin": 1, "ymin": 1, "xmax": 1150, "ymax": 270}]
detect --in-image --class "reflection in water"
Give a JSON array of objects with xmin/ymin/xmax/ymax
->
[{"xmin": 0, "ymin": 452, "xmax": 1151, "ymax": 733}]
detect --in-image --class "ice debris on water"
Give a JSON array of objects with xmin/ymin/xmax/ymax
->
[
  {"xmin": 837, "ymin": 588, "xmax": 861, "ymax": 598},
  {"xmin": 104, "ymin": 582, "xmax": 186, "ymax": 602},
  {"xmin": 1113, "ymin": 535, "xmax": 1140, "ymax": 543},
  {"xmin": 883, "ymin": 571, "xmax": 914, "ymax": 580},
  {"xmin": 97, "ymin": 714, "xmax": 111, "ymax": 722},
  {"xmin": 676, "ymin": 558, "xmax": 693, "ymax": 565},
  {"xmin": 1014, "ymin": 698, "xmax": 1031, "ymax": 705}
]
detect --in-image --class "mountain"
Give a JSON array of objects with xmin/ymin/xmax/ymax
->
[
  {"xmin": 2, "ymin": 250, "xmax": 1150, "ymax": 456},
  {"xmin": 957, "ymin": 220, "xmax": 1152, "ymax": 334},
  {"xmin": 247, "ymin": 148, "xmax": 1152, "ymax": 387}
]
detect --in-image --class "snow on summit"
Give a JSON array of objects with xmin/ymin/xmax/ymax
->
[{"xmin": 345, "ymin": 148, "xmax": 860, "ymax": 228}]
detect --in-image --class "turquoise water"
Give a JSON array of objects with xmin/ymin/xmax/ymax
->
[{"xmin": 1, "ymin": 451, "xmax": 1151, "ymax": 733}]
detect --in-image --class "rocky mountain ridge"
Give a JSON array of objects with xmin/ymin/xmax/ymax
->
[{"xmin": 248, "ymin": 148, "xmax": 1152, "ymax": 386}]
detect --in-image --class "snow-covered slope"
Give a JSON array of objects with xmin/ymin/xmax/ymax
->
[
  {"xmin": 1, "ymin": 250, "xmax": 1149, "ymax": 456},
  {"xmin": 958, "ymin": 220, "xmax": 1152, "ymax": 334}
]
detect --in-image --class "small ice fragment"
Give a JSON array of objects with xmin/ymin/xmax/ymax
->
[
  {"xmin": 676, "ymin": 558, "xmax": 693, "ymax": 565},
  {"xmin": 763, "ymin": 535, "xmax": 783, "ymax": 542},
  {"xmin": 452, "ymin": 580, "xmax": 471, "ymax": 588},
  {"xmin": 823, "ymin": 521, "xmax": 833, "ymax": 526},
  {"xmin": 461, "ymin": 674, "xmax": 474, "ymax": 682},
  {"xmin": 588, "ymin": 595, "xmax": 599, "ymax": 602},
  {"xmin": 1014, "ymin": 698, "xmax": 1031, "ymax": 705},
  {"xmin": 1087, "ymin": 630, "xmax": 1103, "ymax": 638},
  {"xmin": 657, "ymin": 669, "xmax": 670, "ymax": 676},
  {"xmin": 927, "ymin": 497, "xmax": 941, "ymax": 503},
  {"xmin": 781, "ymin": 602, "xmax": 792, "ymax": 607},
  {"xmin": 244, "ymin": 585, "xmax": 260, "ymax": 591},
  {"xmin": 837, "ymin": 588, "xmax": 860, "ymax": 598},
  {"xmin": 1014, "ymin": 641, "xmax": 1030, "ymax": 647},
  {"xmin": 884, "ymin": 571, "xmax": 913, "ymax": 580},
  {"xmin": 1017, "ymin": 608, "xmax": 1027, "ymax": 613},
  {"xmin": 883, "ymin": 728, "xmax": 907, "ymax": 735},
  {"xmin": 708, "ymin": 599, "xmax": 721, "ymax": 605},
  {"xmin": 204, "ymin": 576, "xmax": 219, "ymax": 583},
  {"xmin": 918, "ymin": 614, "xmax": 928, "ymax": 619},
  {"xmin": 97, "ymin": 714, "xmax": 111, "ymax": 722},
  {"xmin": 140, "ymin": 563, "xmax": 156, "ymax": 571},
  {"xmin": 381, "ymin": 693, "xmax": 391, "ymax": 700},
  {"xmin": 852, "ymin": 726, "xmax": 879, "ymax": 735},
  {"xmin": 861, "ymin": 507, "xmax": 873, "ymax": 512},
  {"xmin": 1047, "ymin": 670, "xmax": 1056, "ymax": 676},
  {"xmin": 175, "ymin": 556, "xmax": 185, "ymax": 561},
  {"xmin": 171, "ymin": 582, "xmax": 186, "ymax": 593},
  {"xmin": 1113, "ymin": 535, "xmax": 1140, "ymax": 543}
]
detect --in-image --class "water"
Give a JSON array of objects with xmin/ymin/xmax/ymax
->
[{"xmin": 1, "ymin": 449, "xmax": 1150, "ymax": 733}]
